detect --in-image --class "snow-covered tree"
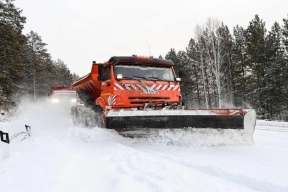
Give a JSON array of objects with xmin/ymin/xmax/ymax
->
[
  {"xmin": 282, "ymin": 15, "xmax": 288, "ymax": 54},
  {"xmin": 262, "ymin": 22, "xmax": 286, "ymax": 119},
  {"xmin": 0, "ymin": 0, "xmax": 26, "ymax": 106},
  {"xmin": 244, "ymin": 15, "xmax": 267, "ymax": 113}
]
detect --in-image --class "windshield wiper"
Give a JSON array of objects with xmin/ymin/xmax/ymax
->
[
  {"xmin": 146, "ymin": 77, "xmax": 167, "ymax": 81},
  {"xmin": 121, "ymin": 76, "xmax": 144, "ymax": 82},
  {"xmin": 132, "ymin": 76, "xmax": 147, "ymax": 80}
]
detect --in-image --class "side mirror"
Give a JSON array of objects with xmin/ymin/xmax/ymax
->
[{"xmin": 179, "ymin": 70, "xmax": 183, "ymax": 78}]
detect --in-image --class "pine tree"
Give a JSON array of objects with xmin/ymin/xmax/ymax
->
[
  {"xmin": 0, "ymin": 0, "xmax": 26, "ymax": 106},
  {"xmin": 52, "ymin": 59, "xmax": 74, "ymax": 86},
  {"xmin": 186, "ymin": 38, "xmax": 202, "ymax": 107},
  {"xmin": 0, "ymin": 0, "xmax": 79, "ymax": 107},
  {"xmin": 195, "ymin": 28, "xmax": 210, "ymax": 108},
  {"xmin": 165, "ymin": 49, "xmax": 192, "ymax": 107},
  {"xmin": 263, "ymin": 22, "xmax": 286, "ymax": 119},
  {"xmin": 231, "ymin": 25, "xmax": 249, "ymax": 106},
  {"xmin": 21, "ymin": 31, "xmax": 75, "ymax": 100},
  {"xmin": 165, "ymin": 48, "xmax": 180, "ymax": 67},
  {"xmin": 281, "ymin": 16, "xmax": 288, "ymax": 120},
  {"xmin": 176, "ymin": 50, "xmax": 195, "ymax": 107},
  {"xmin": 283, "ymin": 15, "xmax": 288, "ymax": 53},
  {"xmin": 23, "ymin": 31, "xmax": 51, "ymax": 100},
  {"xmin": 216, "ymin": 23, "xmax": 234, "ymax": 106},
  {"xmin": 244, "ymin": 14, "xmax": 267, "ymax": 113}
]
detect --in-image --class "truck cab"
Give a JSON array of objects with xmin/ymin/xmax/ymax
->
[{"xmin": 73, "ymin": 55, "xmax": 182, "ymax": 112}]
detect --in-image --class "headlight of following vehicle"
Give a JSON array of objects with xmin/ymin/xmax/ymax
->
[
  {"xmin": 51, "ymin": 98, "xmax": 59, "ymax": 103},
  {"xmin": 71, "ymin": 99, "xmax": 77, "ymax": 103}
]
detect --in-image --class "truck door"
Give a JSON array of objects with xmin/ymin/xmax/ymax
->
[{"xmin": 98, "ymin": 65, "xmax": 112, "ymax": 104}]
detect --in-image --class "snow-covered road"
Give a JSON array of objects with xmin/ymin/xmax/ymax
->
[{"xmin": 1, "ymin": 103, "xmax": 288, "ymax": 192}]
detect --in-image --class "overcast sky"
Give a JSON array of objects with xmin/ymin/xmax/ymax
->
[{"xmin": 14, "ymin": 0, "xmax": 288, "ymax": 77}]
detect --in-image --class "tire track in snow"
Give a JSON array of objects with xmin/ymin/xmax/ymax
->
[
  {"xmin": 105, "ymin": 143, "xmax": 257, "ymax": 192},
  {"xmin": 131, "ymin": 146, "xmax": 288, "ymax": 192},
  {"xmin": 256, "ymin": 127, "xmax": 288, "ymax": 132},
  {"xmin": 256, "ymin": 120, "xmax": 288, "ymax": 132}
]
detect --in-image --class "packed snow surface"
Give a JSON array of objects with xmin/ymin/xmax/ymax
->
[{"xmin": 1, "ymin": 101, "xmax": 288, "ymax": 192}]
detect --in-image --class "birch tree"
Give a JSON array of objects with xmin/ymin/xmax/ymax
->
[
  {"xmin": 196, "ymin": 18, "xmax": 228, "ymax": 108},
  {"xmin": 195, "ymin": 25, "xmax": 209, "ymax": 108}
]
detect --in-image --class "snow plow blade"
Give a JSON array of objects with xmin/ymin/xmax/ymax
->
[{"xmin": 106, "ymin": 108, "xmax": 256, "ymax": 133}]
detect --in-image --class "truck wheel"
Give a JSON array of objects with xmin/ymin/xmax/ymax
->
[{"xmin": 92, "ymin": 105, "xmax": 104, "ymax": 128}]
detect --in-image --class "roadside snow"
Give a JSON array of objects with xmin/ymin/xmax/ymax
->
[{"xmin": 0, "ymin": 102, "xmax": 288, "ymax": 192}]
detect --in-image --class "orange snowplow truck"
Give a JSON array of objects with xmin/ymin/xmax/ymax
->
[{"xmin": 72, "ymin": 55, "xmax": 256, "ymax": 135}]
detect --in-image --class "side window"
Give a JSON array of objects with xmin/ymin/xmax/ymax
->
[
  {"xmin": 98, "ymin": 65, "xmax": 111, "ymax": 81},
  {"xmin": 104, "ymin": 66, "xmax": 110, "ymax": 80}
]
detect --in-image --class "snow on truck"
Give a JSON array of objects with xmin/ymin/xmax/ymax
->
[{"xmin": 71, "ymin": 55, "xmax": 256, "ymax": 138}]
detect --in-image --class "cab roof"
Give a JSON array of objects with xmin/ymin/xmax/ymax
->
[{"xmin": 106, "ymin": 55, "xmax": 174, "ymax": 67}]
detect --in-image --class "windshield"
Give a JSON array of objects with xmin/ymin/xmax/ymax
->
[
  {"xmin": 51, "ymin": 92, "xmax": 76, "ymax": 99},
  {"xmin": 114, "ymin": 65, "xmax": 175, "ymax": 81}
]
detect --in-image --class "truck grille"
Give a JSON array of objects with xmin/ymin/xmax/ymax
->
[{"xmin": 128, "ymin": 96, "xmax": 170, "ymax": 104}]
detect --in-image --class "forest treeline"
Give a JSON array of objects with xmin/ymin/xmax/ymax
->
[
  {"xmin": 1, "ymin": 1, "xmax": 288, "ymax": 120},
  {"xmin": 164, "ymin": 15, "xmax": 288, "ymax": 120},
  {"xmin": 0, "ymin": 0, "xmax": 78, "ymax": 107}
]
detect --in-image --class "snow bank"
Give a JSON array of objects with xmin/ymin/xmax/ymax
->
[
  {"xmin": 134, "ymin": 128, "xmax": 253, "ymax": 147},
  {"xmin": 64, "ymin": 127, "xmax": 253, "ymax": 148},
  {"xmin": 3, "ymin": 98, "xmax": 254, "ymax": 148},
  {"xmin": 5, "ymin": 98, "xmax": 255, "ymax": 148}
]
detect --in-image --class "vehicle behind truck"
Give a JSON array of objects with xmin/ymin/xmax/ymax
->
[{"xmin": 48, "ymin": 86, "xmax": 77, "ymax": 112}]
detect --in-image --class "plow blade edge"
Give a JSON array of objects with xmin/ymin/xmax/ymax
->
[
  {"xmin": 105, "ymin": 109, "xmax": 256, "ymax": 133},
  {"xmin": 107, "ymin": 115, "xmax": 244, "ymax": 129}
]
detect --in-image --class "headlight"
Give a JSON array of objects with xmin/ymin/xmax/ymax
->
[
  {"xmin": 51, "ymin": 98, "xmax": 59, "ymax": 103},
  {"xmin": 71, "ymin": 99, "xmax": 77, "ymax": 103}
]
